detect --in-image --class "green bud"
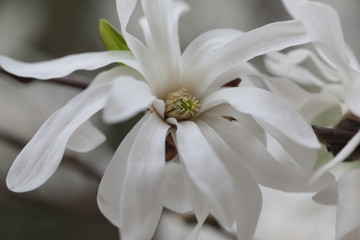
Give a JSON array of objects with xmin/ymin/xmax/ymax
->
[{"xmin": 99, "ymin": 18, "xmax": 129, "ymax": 51}]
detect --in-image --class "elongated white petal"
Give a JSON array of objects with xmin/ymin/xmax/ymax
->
[
  {"xmin": 197, "ymin": 119, "xmax": 262, "ymax": 239},
  {"xmin": 98, "ymin": 112, "xmax": 170, "ymax": 240},
  {"xmin": 310, "ymin": 131, "xmax": 360, "ymax": 184},
  {"xmin": 201, "ymin": 87, "xmax": 320, "ymax": 149},
  {"xmin": 260, "ymin": 74, "xmax": 341, "ymax": 123},
  {"xmin": 349, "ymin": 79, "xmax": 360, "ymax": 117},
  {"xmin": 191, "ymin": 20, "xmax": 311, "ymax": 95},
  {"xmin": 312, "ymin": 182, "xmax": 338, "ymax": 206},
  {"xmin": 163, "ymin": 162, "xmax": 192, "ymax": 213},
  {"xmin": 265, "ymin": 50, "xmax": 338, "ymax": 87},
  {"xmin": 67, "ymin": 120, "xmax": 106, "ymax": 152},
  {"xmin": 337, "ymin": 169, "xmax": 360, "ymax": 240},
  {"xmin": 6, "ymin": 83, "xmax": 111, "ymax": 192},
  {"xmin": 118, "ymin": 113, "xmax": 169, "ymax": 240},
  {"xmin": 181, "ymin": 29, "xmax": 242, "ymax": 88},
  {"xmin": 116, "ymin": 0, "xmax": 163, "ymax": 93},
  {"xmin": 175, "ymin": 120, "xmax": 260, "ymax": 237},
  {"xmin": 202, "ymin": 113, "xmax": 333, "ymax": 192},
  {"xmin": 103, "ymin": 77, "xmax": 155, "ymax": 123},
  {"xmin": 90, "ymin": 65, "xmax": 144, "ymax": 87},
  {"xmin": 97, "ymin": 113, "xmax": 149, "ymax": 226},
  {"xmin": 141, "ymin": 0, "xmax": 189, "ymax": 86},
  {"xmin": 296, "ymin": 1, "xmax": 359, "ymax": 94},
  {"xmin": 207, "ymin": 104, "xmax": 267, "ymax": 144},
  {"xmin": 0, "ymin": 51, "xmax": 139, "ymax": 79}
]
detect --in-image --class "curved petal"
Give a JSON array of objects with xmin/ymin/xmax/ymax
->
[
  {"xmin": 175, "ymin": 120, "xmax": 260, "ymax": 237},
  {"xmin": 6, "ymin": 83, "xmax": 111, "ymax": 192},
  {"xmin": 296, "ymin": 2, "xmax": 349, "ymax": 72},
  {"xmin": 140, "ymin": 0, "xmax": 189, "ymax": 86},
  {"xmin": 181, "ymin": 28, "xmax": 242, "ymax": 87},
  {"xmin": 312, "ymin": 182, "xmax": 338, "ymax": 206},
  {"xmin": 116, "ymin": 0, "xmax": 163, "ymax": 93},
  {"xmin": 349, "ymin": 79, "xmax": 360, "ymax": 117},
  {"xmin": 310, "ymin": 131, "xmax": 360, "ymax": 184},
  {"xmin": 190, "ymin": 20, "xmax": 311, "ymax": 96},
  {"xmin": 260, "ymin": 74, "xmax": 341, "ymax": 123},
  {"xmin": 201, "ymin": 113, "xmax": 333, "ymax": 192},
  {"xmin": 90, "ymin": 65, "xmax": 145, "ymax": 87},
  {"xmin": 163, "ymin": 162, "xmax": 192, "ymax": 213},
  {"xmin": 67, "ymin": 120, "xmax": 106, "ymax": 152},
  {"xmin": 97, "ymin": 113, "xmax": 149, "ymax": 226},
  {"xmin": 337, "ymin": 169, "xmax": 360, "ymax": 240},
  {"xmin": 201, "ymin": 87, "xmax": 320, "ymax": 150},
  {"xmin": 0, "ymin": 51, "xmax": 139, "ymax": 79},
  {"xmin": 197, "ymin": 119, "xmax": 262, "ymax": 240},
  {"xmin": 264, "ymin": 50, "xmax": 338, "ymax": 87},
  {"xmin": 98, "ymin": 112, "xmax": 170, "ymax": 240},
  {"xmin": 103, "ymin": 77, "xmax": 155, "ymax": 123}
]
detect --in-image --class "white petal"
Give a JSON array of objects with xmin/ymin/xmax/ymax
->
[
  {"xmin": 312, "ymin": 182, "xmax": 338, "ymax": 206},
  {"xmin": 97, "ymin": 113, "xmax": 149, "ymax": 226},
  {"xmin": 0, "ymin": 51, "xmax": 139, "ymax": 79},
  {"xmin": 190, "ymin": 20, "xmax": 311, "ymax": 96},
  {"xmin": 207, "ymin": 104, "xmax": 267, "ymax": 144},
  {"xmin": 260, "ymin": 74, "xmax": 341, "ymax": 123},
  {"xmin": 264, "ymin": 50, "xmax": 338, "ymax": 87},
  {"xmin": 6, "ymin": 83, "xmax": 111, "ymax": 192},
  {"xmin": 197, "ymin": 119, "xmax": 262, "ymax": 239},
  {"xmin": 337, "ymin": 169, "xmax": 360, "ymax": 240},
  {"xmin": 201, "ymin": 87, "xmax": 320, "ymax": 149},
  {"xmin": 98, "ymin": 112, "xmax": 170, "ymax": 240},
  {"xmin": 140, "ymin": 0, "xmax": 189, "ymax": 85},
  {"xmin": 349, "ymin": 79, "xmax": 360, "ymax": 117},
  {"xmin": 175, "ymin": 120, "xmax": 260, "ymax": 238},
  {"xmin": 310, "ymin": 131, "xmax": 360, "ymax": 184},
  {"xmin": 116, "ymin": 0, "xmax": 164, "ymax": 93},
  {"xmin": 90, "ymin": 65, "xmax": 144, "ymax": 87},
  {"xmin": 181, "ymin": 29, "xmax": 242, "ymax": 87},
  {"xmin": 103, "ymin": 77, "xmax": 155, "ymax": 123},
  {"xmin": 201, "ymin": 113, "xmax": 333, "ymax": 192},
  {"xmin": 163, "ymin": 162, "xmax": 192, "ymax": 213},
  {"xmin": 67, "ymin": 120, "xmax": 106, "ymax": 152},
  {"xmin": 296, "ymin": 2, "xmax": 358, "ymax": 91}
]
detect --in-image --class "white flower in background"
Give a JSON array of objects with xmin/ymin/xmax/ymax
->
[
  {"xmin": 0, "ymin": 0, "xmax": 330, "ymax": 239},
  {"xmin": 277, "ymin": 0, "xmax": 360, "ymax": 239}
]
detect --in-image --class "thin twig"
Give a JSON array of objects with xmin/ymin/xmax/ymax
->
[
  {"xmin": 0, "ymin": 69, "xmax": 91, "ymax": 89},
  {"xmin": 0, "ymin": 129, "xmax": 102, "ymax": 182}
]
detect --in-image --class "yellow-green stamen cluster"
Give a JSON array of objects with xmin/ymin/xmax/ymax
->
[{"xmin": 165, "ymin": 88, "xmax": 200, "ymax": 120}]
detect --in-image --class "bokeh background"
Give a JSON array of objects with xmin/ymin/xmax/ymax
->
[{"xmin": 0, "ymin": 0, "xmax": 359, "ymax": 239}]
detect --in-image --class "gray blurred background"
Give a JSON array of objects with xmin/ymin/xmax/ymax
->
[{"xmin": 0, "ymin": 0, "xmax": 359, "ymax": 239}]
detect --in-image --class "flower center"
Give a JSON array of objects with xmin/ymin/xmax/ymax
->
[{"xmin": 164, "ymin": 88, "xmax": 200, "ymax": 120}]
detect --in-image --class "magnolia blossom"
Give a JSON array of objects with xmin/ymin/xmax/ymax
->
[
  {"xmin": 0, "ymin": 0, "xmax": 331, "ymax": 239},
  {"xmin": 273, "ymin": 0, "xmax": 360, "ymax": 239}
]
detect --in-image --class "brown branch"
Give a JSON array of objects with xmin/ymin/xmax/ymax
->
[
  {"xmin": 0, "ymin": 129, "xmax": 101, "ymax": 182},
  {"xmin": 0, "ymin": 69, "xmax": 91, "ymax": 89},
  {"xmin": 312, "ymin": 125, "xmax": 360, "ymax": 162}
]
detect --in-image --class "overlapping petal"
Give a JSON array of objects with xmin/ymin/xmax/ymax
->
[
  {"xmin": 201, "ymin": 87, "xmax": 320, "ymax": 150},
  {"xmin": 67, "ymin": 120, "xmax": 106, "ymax": 152},
  {"xmin": 163, "ymin": 162, "xmax": 192, "ymax": 213},
  {"xmin": 6, "ymin": 83, "xmax": 112, "ymax": 192},
  {"xmin": 197, "ymin": 119, "xmax": 262, "ymax": 239},
  {"xmin": 98, "ymin": 112, "xmax": 170, "ymax": 240},
  {"xmin": 0, "ymin": 51, "xmax": 139, "ymax": 79},
  {"xmin": 190, "ymin": 20, "xmax": 311, "ymax": 96},
  {"xmin": 201, "ymin": 113, "xmax": 333, "ymax": 192},
  {"xmin": 337, "ymin": 169, "xmax": 360, "ymax": 240},
  {"xmin": 103, "ymin": 77, "xmax": 155, "ymax": 123}
]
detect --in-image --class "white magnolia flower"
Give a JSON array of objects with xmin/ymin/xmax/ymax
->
[
  {"xmin": 0, "ymin": 0, "xmax": 330, "ymax": 239},
  {"xmin": 279, "ymin": 1, "xmax": 360, "ymax": 239}
]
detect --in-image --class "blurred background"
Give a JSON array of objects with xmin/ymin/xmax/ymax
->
[{"xmin": 0, "ymin": 0, "xmax": 358, "ymax": 239}]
